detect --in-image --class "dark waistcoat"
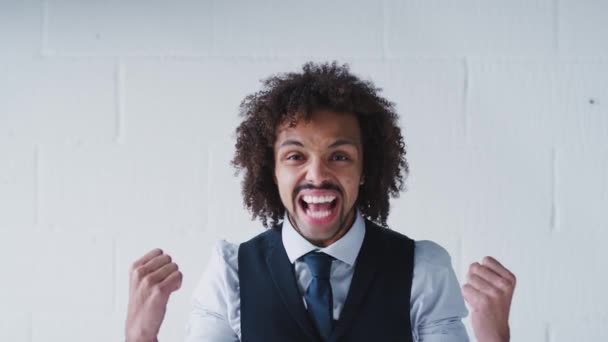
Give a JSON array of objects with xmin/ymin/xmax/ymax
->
[{"xmin": 238, "ymin": 220, "xmax": 415, "ymax": 342}]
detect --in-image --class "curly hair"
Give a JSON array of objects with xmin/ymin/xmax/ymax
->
[{"xmin": 231, "ymin": 61, "xmax": 408, "ymax": 228}]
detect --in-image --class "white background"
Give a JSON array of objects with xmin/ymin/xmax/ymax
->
[{"xmin": 1, "ymin": 1, "xmax": 607, "ymax": 341}]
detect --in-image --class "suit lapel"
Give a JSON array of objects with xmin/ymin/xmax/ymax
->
[
  {"xmin": 330, "ymin": 220, "xmax": 382, "ymax": 341},
  {"xmin": 265, "ymin": 227, "xmax": 320, "ymax": 341}
]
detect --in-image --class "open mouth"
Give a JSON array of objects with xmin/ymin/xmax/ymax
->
[{"xmin": 298, "ymin": 194, "xmax": 339, "ymax": 222}]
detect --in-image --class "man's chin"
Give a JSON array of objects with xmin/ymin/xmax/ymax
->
[
  {"xmin": 288, "ymin": 205, "xmax": 356, "ymax": 246},
  {"xmin": 292, "ymin": 217, "xmax": 345, "ymax": 246},
  {"xmin": 300, "ymin": 231, "xmax": 340, "ymax": 246}
]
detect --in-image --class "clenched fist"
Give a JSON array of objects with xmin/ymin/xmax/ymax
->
[
  {"xmin": 125, "ymin": 248, "xmax": 183, "ymax": 342},
  {"xmin": 462, "ymin": 256, "xmax": 516, "ymax": 342}
]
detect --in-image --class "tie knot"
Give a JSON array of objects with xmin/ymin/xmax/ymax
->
[{"xmin": 302, "ymin": 252, "xmax": 333, "ymax": 279}]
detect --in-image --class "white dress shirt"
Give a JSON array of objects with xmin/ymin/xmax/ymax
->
[{"xmin": 185, "ymin": 211, "xmax": 469, "ymax": 341}]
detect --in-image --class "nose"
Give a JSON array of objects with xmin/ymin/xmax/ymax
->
[{"xmin": 305, "ymin": 157, "xmax": 332, "ymax": 186}]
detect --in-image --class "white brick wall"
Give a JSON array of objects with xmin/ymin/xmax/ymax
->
[{"xmin": 1, "ymin": 1, "xmax": 607, "ymax": 341}]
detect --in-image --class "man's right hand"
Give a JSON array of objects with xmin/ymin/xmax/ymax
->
[{"xmin": 125, "ymin": 248, "xmax": 183, "ymax": 342}]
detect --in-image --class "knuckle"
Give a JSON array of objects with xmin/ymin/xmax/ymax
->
[
  {"xmin": 477, "ymin": 294, "xmax": 491, "ymax": 308},
  {"xmin": 133, "ymin": 266, "xmax": 147, "ymax": 279},
  {"xmin": 497, "ymin": 278, "xmax": 511, "ymax": 291},
  {"xmin": 141, "ymin": 274, "xmax": 156, "ymax": 288},
  {"xmin": 488, "ymin": 286, "xmax": 500, "ymax": 298},
  {"xmin": 469, "ymin": 274, "xmax": 480, "ymax": 284},
  {"xmin": 479, "ymin": 264, "xmax": 490, "ymax": 273},
  {"xmin": 151, "ymin": 284, "xmax": 165, "ymax": 297},
  {"xmin": 468, "ymin": 273, "xmax": 478, "ymax": 283}
]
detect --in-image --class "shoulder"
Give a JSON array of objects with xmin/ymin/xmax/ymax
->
[
  {"xmin": 366, "ymin": 222, "xmax": 451, "ymax": 267},
  {"xmin": 206, "ymin": 239, "xmax": 240, "ymax": 275},
  {"xmin": 411, "ymin": 240, "xmax": 460, "ymax": 292},
  {"xmin": 241, "ymin": 226, "xmax": 281, "ymax": 245},
  {"xmin": 366, "ymin": 221, "xmax": 415, "ymax": 247},
  {"xmin": 413, "ymin": 240, "xmax": 453, "ymax": 268},
  {"xmin": 192, "ymin": 239, "xmax": 241, "ymax": 304},
  {"xmin": 238, "ymin": 227, "xmax": 282, "ymax": 258},
  {"xmin": 212, "ymin": 228, "xmax": 280, "ymax": 270}
]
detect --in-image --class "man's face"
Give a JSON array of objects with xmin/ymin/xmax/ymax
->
[{"xmin": 274, "ymin": 110, "xmax": 364, "ymax": 247}]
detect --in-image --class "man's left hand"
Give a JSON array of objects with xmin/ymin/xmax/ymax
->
[{"xmin": 462, "ymin": 256, "xmax": 516, "ymax": 342}]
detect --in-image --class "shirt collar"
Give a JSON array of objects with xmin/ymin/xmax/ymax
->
[{"xmin": 282, "ymin": 210, "xmax": 365, "ymax": 266}]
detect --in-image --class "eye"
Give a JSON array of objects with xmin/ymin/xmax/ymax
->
[
  {"xmin": 286, "ymin": 153, "xmax": 303, "ymax": 161},
  {"xmin": 331, "ymin": 153, "xmax": 349, "ymax": 161}
]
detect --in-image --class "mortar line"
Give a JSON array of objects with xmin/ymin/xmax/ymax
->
[
  {"xmin": 550, "ymin": 147, "xmax": 560, "ymax": 232},
  {"xmin": 462, "ymin": 57, "xmax": 470, "ymax": 143},
  {"xmin": 27, "ymin": 311, "xmax": 33, "ymax": 342},
  {"xmin": 41, "ymin": 0, "xmax": 49, "ymax": 57},
  {"xmin": 33, "ymin": 144, "xmax": 40, "ymax": 228},
  {"xmin": 206, "ymin": 145, "xmax": 215, "ymax": 233},
  {"xmin": 211, "ymin": 0, "xmax": 217, "ymax": 56},
  {"xmin": 459, "ymin": 234, "xmax": 465, "ymax": 281},
  {"xmin": 115, "ymin": 60, "xmax": 126, "ymax": 144},
  {"xmin": 112, "ymin": 237, "xmax": 118, "ymax": 314},
  {"xmin": 545, "ymin": 322, "xmax": 553, "ymax": 342},
  {"xmin": 553, "ymin": 0, "xmax": 560, "ymax": 54},
  {"xmin": 382, "ymin": 0, "xmax": 390, "ymax": 60}
]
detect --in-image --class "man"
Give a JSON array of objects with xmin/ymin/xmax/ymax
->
[{"xmin": 125, "ymin": 62, "xmax": 516, "ymax": 342}]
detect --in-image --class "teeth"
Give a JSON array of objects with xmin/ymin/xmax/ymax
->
[
  {"xmin": 306, "ymin": 209, "xmax": 331, "ymax": 218},
  {"xmin": 302, "ymin": 195, "xmax": 336, "ymax": 204}
]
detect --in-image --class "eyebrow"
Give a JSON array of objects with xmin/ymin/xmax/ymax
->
[
  {"xmin": 278, "ymin": 139, "xmax": 304, "ymax": 148},
  {"xmin": 328, "ymin": 139, "xmax": 358, "ymax": 148},
  {"xmin": 278, "ymin": 138, "xmax": 358, "ymax": 149}
]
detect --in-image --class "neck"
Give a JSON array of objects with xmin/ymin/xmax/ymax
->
[{"xmin": 288, "ymin": 207, "xmax": 357, "ymax": 248}]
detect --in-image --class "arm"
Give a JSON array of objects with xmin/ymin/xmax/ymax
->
[
  {"xmin": 411, "ymin": 241, "xmax": 469, "ymax": 342},
  {"xmin": 185, "ymin": 240, "xmax": 241, "ymax": 342},
  {"xmin": 125, "ymin": 249, "xmax": 183, "ymax": 342},
  {"xmin": 124, "ymin": 241, "xmax": 240, "ymax": 342}
]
